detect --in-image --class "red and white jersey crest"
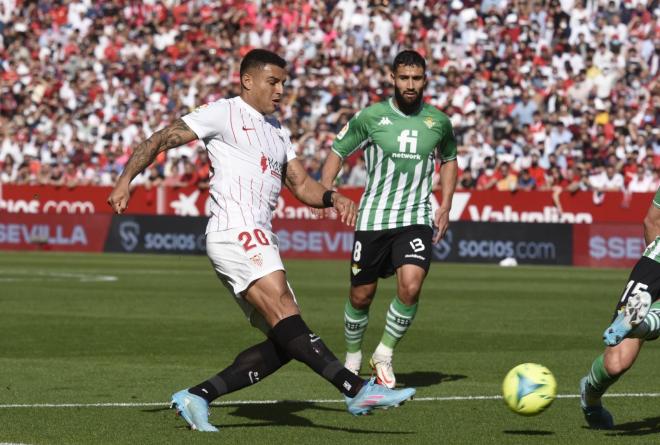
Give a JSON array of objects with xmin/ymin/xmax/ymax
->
[{"xmin": 182, "ymin": 96, "xmax": 296, "ymax": 233}]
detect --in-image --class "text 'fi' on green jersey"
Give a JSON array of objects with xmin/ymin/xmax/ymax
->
[{"xmin": 332, "ymin": 99, "xmax": 457, "ymax": 231}]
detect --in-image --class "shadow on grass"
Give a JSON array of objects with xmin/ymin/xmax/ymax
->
[
  {"xmin": 604, "ymin": 416, "xmax": 660, "ymax": 436},
  {"xmin": 395, "ymin": 371, "xmax": 467, "ymax": 388},
  {"xmin": 144, "ymin": 401, "xmax": 414, "ymax": 434},
  {"xmin": 222, "ymin": 401, "xmax": 414, "ymax": 434},
  {"xmin": 504, "ymin": 430, "xmax": 554, "ymax": 436}
]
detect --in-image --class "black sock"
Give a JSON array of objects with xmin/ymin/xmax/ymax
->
[
  {"xmin": 189, "ymin": 338, "xmax": 290, "ymax": 403},
  {"xmin": 271, "ymin": 314, "xmax": 364, "ymax": 397}
]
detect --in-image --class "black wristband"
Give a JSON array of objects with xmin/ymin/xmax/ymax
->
[{"xmin": 322, "ymin": 190, "xmax": 335, "ymax": 208}]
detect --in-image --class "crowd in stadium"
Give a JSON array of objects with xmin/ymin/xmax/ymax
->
[{"xmin": 0, "ymin": 0, "xmax": 658, "ymax": 194}]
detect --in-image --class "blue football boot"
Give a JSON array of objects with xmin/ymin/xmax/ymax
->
[
  {"xmin": 170, "ymin": 389, "xmax": 219, "ymax": 432},
  {"xmin": 603, "ymin": 291, "xmax": 651, "ymax": 346},
  {"xmin": 345, "ymin": 377, "xmax": 415, "ymax": 416}
]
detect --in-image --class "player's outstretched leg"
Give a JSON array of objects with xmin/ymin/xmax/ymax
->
[
  {"xmin": 171, "ymin": 338, "xmax": 290, "ymax": 432},
  {"xmin": 603, "ymin": 291, "xmax": 652, "ymax": 346},
  {"xmin": 371, "ymin": 296, "xmax": 417, "ymax": 388},
  {"xmin": 344, "ymin": 300, "xmax": 369, "ymax": 375},
  {"xmin": 269, "ymin": 314, "xmax": 416, "ymax": 415},
  {"xmin": 345, "ymin": 377, "xmax": 416, "ymax": 416}
]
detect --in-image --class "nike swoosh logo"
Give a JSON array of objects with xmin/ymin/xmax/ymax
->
[{"xmin": 242, "ymin": 126, "xmax": 255, "ymax": 131}]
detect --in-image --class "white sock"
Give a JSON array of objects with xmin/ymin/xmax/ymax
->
[
  {"xmin": 373, "ymin": 342, "xmax": 393, "ymax": 359},
  {"xmin": 346, "ymin": 350, "xmax": 362, "ymax": 363}
]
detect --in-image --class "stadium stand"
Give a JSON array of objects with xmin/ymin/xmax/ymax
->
[{"xmin": 0, "ymin": 0, "xmax": 658, "ymax": 193}]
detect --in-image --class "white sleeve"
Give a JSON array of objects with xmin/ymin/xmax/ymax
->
[
  {"xmin": 181, "ymin": 100, "xmax": 228, "ymax": 141},
  {"xmin": 282, "ymin": 131, "xmax": 298, "ymax": 162}
]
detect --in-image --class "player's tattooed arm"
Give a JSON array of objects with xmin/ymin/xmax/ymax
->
[
  {"xmin": 107, "ymin": 119, "xmax": 197, "ymax": 214},
  {"xmin": 119, "ymin": 119, "xmax": 197, "ymax": 183},
  {"xmin": 284, "ymin": 158, "xmax": 357, "ymax": 226}
]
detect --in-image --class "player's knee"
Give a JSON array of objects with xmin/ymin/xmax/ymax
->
[
  {"xmin": 603, "ymin": 351, "xmax": 633, "ymax": 377},
  {"xmin": 349, "ymin": 292, "xmax": 373, "ymax": 310},
  {"xmin": 397, "ymin": 281, "xmax": 422, "ymax": 303}
]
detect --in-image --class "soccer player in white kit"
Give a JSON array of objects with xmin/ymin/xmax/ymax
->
[{"xmin": 107, "ymin": 49, "xmax": 415, "ymax": 432}]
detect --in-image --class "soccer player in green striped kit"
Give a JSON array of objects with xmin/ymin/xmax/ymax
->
[
  {"xmin": 580, "ymin": 187, "xmax": 660, "ymax": 429},
  {"xmin": 319, "ymin": 50, "xmax": 458, "ymax": 388}
]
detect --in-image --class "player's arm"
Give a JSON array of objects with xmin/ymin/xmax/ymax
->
[
  {"xmin": 323, "ymin": 112, "xmax": 370, "ymax": 188},
  {"xmin": 320, "ymin": 151, "xmax": 342, "ymax": 190},
  {"xmin": 434, "ymin": 159, "xmax": 458, "ymax": 243},
  {"xmin": 644, "ymin": 195, "xmax": 660, "ymax": 245},
  {"xmin": 433, "ymin": 118, "xmax": 459, "ymax": 243},
  {"xmin": 107, "ymin": 119, "xmax": 197, "ymax": 214},
  {"xmin": 284, "ymin": 158, "xmax": 357, "ymax": 226}
]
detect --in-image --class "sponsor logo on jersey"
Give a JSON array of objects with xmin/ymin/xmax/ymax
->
[
  {"xmin": 378, "ymin": 116, "xmax": 393, "ymax": 126},
  {"xmin": 423, "ymin": 117, "xmax": 435, "ymax": 129},
  {"xmin": 404, "ymin": 253, "xmax": 426, "ymax": 260},
  {"xmin": 337, "ymin": 122, "xmax": 349, "ymax": 140},
  {"xmin": 267, "ymin": 157, "xmax": 283, "ymax": 179}
]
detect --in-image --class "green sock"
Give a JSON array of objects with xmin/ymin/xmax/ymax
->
[
  {"xmin": 629, "ymin": 301, "xmax": 660, "ymax": 340},
  {"xmin": 380, "ymin": 296, "xmax": 418, "ymax": 349},
  {"xmin": 344, "ymin": 300, "xmax": 369, "ymax": 353},
  {"xmin": 586, "ymin": 354, "xmax": 620, "ymax": 399}
]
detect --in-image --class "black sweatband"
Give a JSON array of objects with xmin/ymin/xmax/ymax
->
[{"xmin": 322, "ymin": 190, "xmax": 335, "ymax": 208}]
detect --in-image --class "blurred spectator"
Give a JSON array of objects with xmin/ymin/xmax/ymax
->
[
  {"xmin": 457, "ymin": 169, "xmax": 477, "ymax": 190},
  {"xmin": 590, "ymin": 164, "xmax": 625, "ymax": 192},
  {"xmin": 517, "ymin": 168, "xmax": 537, "ymax": 191},
  {"xmin": 495, "ymin": 162, "xmax": 518, "ymax": 191},
  {"xmin": 628, "ymin": 165, "xmax": 655, "ymax": 192},
  {"xmin": 476, "ymin": 167, "xmax": 497, "ymax": 190}
]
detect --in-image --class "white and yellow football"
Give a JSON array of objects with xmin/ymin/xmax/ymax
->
[{"xmin": 502, "ymin": 363, "xmax": 557, "ymax": 416}]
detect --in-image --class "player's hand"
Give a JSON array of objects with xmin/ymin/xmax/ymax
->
[
  {"xmin": 107, "ymin": 181, "xmax": 131, "ymax": 214},
  {"xmin": 332, "ymin": 192, "xmax": 357, "ymax": 226},
  {"xmin": 433, "ymin": 206, "xmax": 450, "ymax": 243}
]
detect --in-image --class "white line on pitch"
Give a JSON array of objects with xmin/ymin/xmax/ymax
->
[{"xmin": 1, "ymin": 392, "xmax": 659, "ymax": 409}]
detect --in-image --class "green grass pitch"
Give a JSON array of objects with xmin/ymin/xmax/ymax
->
[{"xmin": 1, "ymin": 251, "xmax": 659, "ymax": 444}]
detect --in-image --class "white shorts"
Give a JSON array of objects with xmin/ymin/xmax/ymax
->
[{"xmin": 206, "ymin": 227, "xmax": 293, "ymax": 333}]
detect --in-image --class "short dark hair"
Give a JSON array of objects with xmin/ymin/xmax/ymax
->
[
  {"xmin": 392, "ymin": 50, "xmax": 426, "ymax": 72},
  {"xmin": 240, "ymin": 49, "xmax": 286, "ymax": 77}
]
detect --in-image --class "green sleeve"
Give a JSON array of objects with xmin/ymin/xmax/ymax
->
[
  {"xmin": 437, "ymin": 117, "xmax": 457, "ymax": 162},
  {"xmin": 332, "ymin": 111, "xmax": 370, "ymax": 159},
  {"xmin": 654, "ymin": 186, "xmax": 660, "ymax": 208}
]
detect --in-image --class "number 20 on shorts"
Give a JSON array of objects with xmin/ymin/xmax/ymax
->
[{"xmin": 238, "ymin": 229, "xmax": 270, "ymax": 251}]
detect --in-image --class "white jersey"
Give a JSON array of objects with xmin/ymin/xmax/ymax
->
[{"xmin": 182, "ymin": 97, "xmax": 297, "ymax": 233}]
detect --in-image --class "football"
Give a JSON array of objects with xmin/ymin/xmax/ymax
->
[{"xmin": 502, "ymin": 363, "xmax": 557, "ymax": 416}]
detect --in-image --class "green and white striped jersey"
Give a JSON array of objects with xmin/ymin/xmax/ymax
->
[
  {"xmin": 332, "ymin": 99, "xmax": 457, "ymax": 231},
  {"xmin": 644, "ymin": 186, "xmax": 660, "ymax": 262}
]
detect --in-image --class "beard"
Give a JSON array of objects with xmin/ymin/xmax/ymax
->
[{"xmin": 394, "ymin": 87, "xmax": 423, "ymax": 115}]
